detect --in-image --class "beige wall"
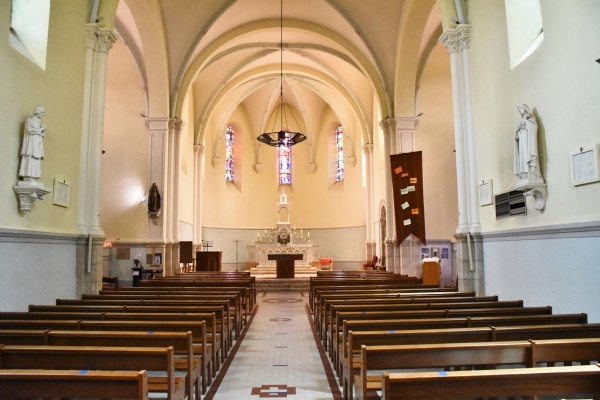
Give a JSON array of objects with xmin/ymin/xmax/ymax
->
[
  {"xmin": 202, "ymin": 102, "xmax": 366, "ymax": 230},
  {"xmin": 101, "ymin": 38, "xmax": 150, "ymax": 240},
  {"xmin": 470, "ymin": 0, "xmax": 600, "ymax": 230},
  {"xmin": 0, "ymin": 1, "xmax": 87, "ymax": 232}
]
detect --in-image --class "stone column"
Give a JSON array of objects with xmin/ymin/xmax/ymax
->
[
  {"xmin": 76, "ymin": 25, "xmax": 115, "ymax": 296},
  {"xmin": 78, "ymin": 25, "xmax": 115, "ymax": 236},
  {"xmin": 457, "ymin": 25, "xmax": 481, "ymax": 233},
  {"xmin": 440, "ymin": 28, "xmax": 469, "ymax": 234},
  {"xmin": 169, "ymin": 118, "xmax": 184, "ymax": 275},
  {"xmin": 194, "ymin": 144, "xmax": 205, "ymax": 255},
  {"xmin": 379, "ymin": 118, "xmax": 396, "ymax": 271},
  {"xmin": 363, "ymin": 143, "xmax": 376, "ymax": 260}
]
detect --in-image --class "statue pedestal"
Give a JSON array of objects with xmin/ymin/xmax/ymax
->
[
  {"xmin": 514, "ymin": 179, "xmax": 547, "ymax": 211},
  {"xmin": 13, "ymin": 181, "xmax": 51, "ymax": 213}
]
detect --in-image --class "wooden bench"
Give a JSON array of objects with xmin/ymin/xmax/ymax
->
[
  {"xmin": 0, "ymin": 344, "xmax": 185, "ymax": 400},
  {"xmin": 320, "ymin": 298, "xmax": 525, "ymax": 349},
  {"xmin": 0, "ymin": 318, "xmax": 210, "ymax": 395},
  {"xmin": 0, "ymin": 369, "xmax": 149, "ymax": 400},
  {"xmin": 355, "ymin": 336, "xmax": 600, "ymax": 399},
  {"xmin": 55, "ymin": 297, "xmax": 237, "ymax": 349},
  {"xmin": 381, "ymin": 364, "xmax": 600, "ymax": 400},
  {"xmin": 343, "ymin": 323, "xmax": 600, "ymax": 400},
  {"xmin": 29, "ymin": 303, "xmax": 227, "ymax": 368},
  {"xmin": 335, "ymin": 311, "xmax": 582, "ymax": 376}
]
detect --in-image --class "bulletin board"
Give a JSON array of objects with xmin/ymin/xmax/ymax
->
[{"xmin": 390, "ymin": 151, "xmax": 426, "ymax": 245}]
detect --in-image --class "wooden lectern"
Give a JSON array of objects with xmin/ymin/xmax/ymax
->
[
  {"xmin": 268, "ymin": 253, "xmax": 303, "ymax": 278},
  {"xmin": 422, "ymin": 257, "xmax": 441, "ymax": 286}
]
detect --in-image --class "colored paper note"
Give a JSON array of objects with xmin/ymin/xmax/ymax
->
[
  {"xmin": 410, "ymin": 177, "xmax": 417, "ymax": 184},
  {"xmin": 411, "ymin": 208, "xmax": 419, "ymax": 215},
  {"xmin": 403, "ymin": 219, "xmax": 411, "ymax": 226},
  {"xmin": 394, "ymin": 166, "xmax": 403, "ymax": 174},
  {"xmin": 401, "ymin": 201, "xmax": 409, "ymax": 210},
  {"xmin": 407, "ymin": 185, "xmax": 415, "ymax": 192},
  {"xmin": 401, "ymin": 173, "xmax": 409, "ymax": 177},
  {"xmin": 401, "ymin": 188, "xmax": 409, "ymax": 195}
]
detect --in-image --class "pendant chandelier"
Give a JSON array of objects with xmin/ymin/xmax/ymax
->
[{"xmin": 256, "ymin": 0, "xmax": 306, "ymax": 147}]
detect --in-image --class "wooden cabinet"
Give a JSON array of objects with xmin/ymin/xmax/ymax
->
[{"xmin": 196, "ymin": 251, "xmax": 222, "ymax": 271}]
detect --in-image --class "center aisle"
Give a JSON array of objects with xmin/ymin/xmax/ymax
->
[{"xmin": 205, "ymin": 290, "xmax": 341, "ymax": 399}]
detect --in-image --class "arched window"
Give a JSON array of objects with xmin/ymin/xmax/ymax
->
[
  {"xmin": 279, "ymin": 140, "xmax": 292, "ymax": 185},
  {"xmin": 225, "ymin": 126, "xmax": 234, "ymax": 182},
  {"xmin": 335, "ymin": 125, "xmax": 345, "ymax": 181},
  {"xmin": 505, "ymin": 0, "xmax": 543, "ymax": 68},
  {"xmin": 10, "ymin": 0, "xmax": 51, "ymax": 70}
]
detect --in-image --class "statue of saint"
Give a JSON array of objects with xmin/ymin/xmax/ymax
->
[
  {"xmin": 513, "ymin": 104, "xmax": 542, "ymax": 182},
  {"xmin": 18, "ymin": 106, "xmax": 46, "ymax": 183},
  {"xmin": 148, "ymin": 183, "xmax": 161, "ymax": 212}
]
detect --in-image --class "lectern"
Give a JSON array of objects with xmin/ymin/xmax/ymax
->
[{"xmin": 268, "ymin": 253, "xmax": 303, "ymax": 278}]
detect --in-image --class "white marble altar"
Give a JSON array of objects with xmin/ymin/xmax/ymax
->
[{"xmin": 248, "ymin": 189, "xmax": 320, "ymax": 273}]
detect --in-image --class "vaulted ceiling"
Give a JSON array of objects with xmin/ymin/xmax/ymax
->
[{"xmin": 110, "ymin": 0, "xmax": 441, "ymax": 145}]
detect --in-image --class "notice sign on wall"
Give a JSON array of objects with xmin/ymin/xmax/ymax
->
[{"xmin": 390, "ymin": 151, "xmax": 426, "ymax": 245}]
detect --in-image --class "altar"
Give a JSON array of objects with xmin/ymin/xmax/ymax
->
[{"xmin": 248, "ymin": 189, "xmax": 320, "ymax": 276}]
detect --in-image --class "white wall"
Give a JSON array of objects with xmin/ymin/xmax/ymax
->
[{"xmin": 0, "ymin": 230, "xmax": 77, "ymax": 311}]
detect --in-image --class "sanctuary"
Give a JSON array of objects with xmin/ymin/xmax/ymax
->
[{"xmin": 248, "ymin": 189, "xmax": 320, "ymax": 275}]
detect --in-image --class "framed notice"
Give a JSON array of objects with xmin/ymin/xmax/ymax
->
[
  {"xmin": 53, "ymin": 178, "xmax": 70, "ymax": 207},
  {"xmin": 571, "ymin": 145, "xmax": 600, "ymax": 186},
  {"xmin": 479, "ymin": 179, "xmax": 493, "ymax": 206}
]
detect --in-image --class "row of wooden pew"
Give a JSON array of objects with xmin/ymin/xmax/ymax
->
[
  {"xmin": 309, "ymin": 272, "xmax": 600, "ymax": 400},
  {"xmin": 0, "ymin": 270, "xmax": 256, "ymax": 399}
]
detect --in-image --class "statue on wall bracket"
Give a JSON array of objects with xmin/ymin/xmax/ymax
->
[
  {"xmin": 513, "ymin": 104, "xmax": 547, "ymax": 210},
  {"xmin": 13, "ymin": 106, "xmax": 51, "ymax": 213},
  {"xmin": 147, "ymin": 182, "xmax": 161, "ymax": 224}
]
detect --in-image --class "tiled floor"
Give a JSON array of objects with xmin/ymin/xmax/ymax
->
[{"xmin": 206, "ymin": 291, "xmax": 339, "ymax": 399}]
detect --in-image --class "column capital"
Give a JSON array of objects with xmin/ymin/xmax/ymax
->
[
  {"xmin": 94, "ymin": 27, "xmax": 116, "ymax": 54},
  {"xmin": 439, "ymin": 29, "xmax": 460, "ymax": 54},
  {"xmin": 379, "ymin": 118, "xmax": 396, "ymax": 135},
  {"xmin": 194, "ymin": 144, "xmax": 205, "ymax": 155},
  {"xmin": 457, "ymin": 24, "xmax": 472, "ymax": 51},
  {"xmin": 395, "ymin": 116, "xmax": 420, "ymax": 130},
  {"xmin": 171, "ymin": 118, "xmax": 185, "ymax": 133},
  {"xmin": 362, "ymin": 143, "xmax": 373, "ymax": 154}
]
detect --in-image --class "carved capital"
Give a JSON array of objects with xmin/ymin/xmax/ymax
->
[
  {"xmin": 85, "ymin": 24, "xmax": 98, "ymax": 50},
  {"xmin": 95, "ymin": 28, "xmax": 116, "ymax": 53},
  {"xmin": 194, "ymin": 144, "xmax": 205, "ymax": 155},
  {"xmin": 308, "ymin": 163, "xmax": 316, "ymax": 173},
  {"xmin": 347, "ymin": 156, "xmax": 357, "ymax": 167},
  {"xmin": 255, "ymin": 163, "xmax": 263, "ymax": 173},
  {"xmin": 457, "ymin": 24, "xmax": 472, "ymax": 51},
  {"xmin": 211, "ymin": 157, "xmax": 220, "ymax": 167},
  {"xmin": 440, "ymin": 29, "xmax": 460, "ymax": 54},
  {"xmin": 362, "ymin": 143, "xmax": 374, "ymax": 154},
  {"xmin": 379, "ymin": 118, "xmax": 396, "ymax": 135}
]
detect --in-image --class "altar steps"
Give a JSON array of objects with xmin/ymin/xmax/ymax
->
[
  {"xmin": 249, "ymin": 265, "xmax": 319, "ymax": 276},
  {"xmin": 255, "ymin": 278, "xmax": 310, "ymax": 293}
]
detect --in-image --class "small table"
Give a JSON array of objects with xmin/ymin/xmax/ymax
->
[{"xmin": 267, "ymin": 254, "xmax": 303, "ymax": 278}]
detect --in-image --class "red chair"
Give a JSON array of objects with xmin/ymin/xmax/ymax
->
[{"xmin": 363, "ymin": 255, "xmax": 378, "ymax": 270}]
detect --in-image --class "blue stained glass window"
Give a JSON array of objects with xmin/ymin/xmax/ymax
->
[
  {"xmin": 225, "ymin": 126, "xmax": 234, "ymax": 182},
  {"xmin": 279, "ymin": 135, "xmax": 292, "ymax": 185},
  {"xmin": 335, "ymin": 125, "xmax": 344, "ymax": 181}
]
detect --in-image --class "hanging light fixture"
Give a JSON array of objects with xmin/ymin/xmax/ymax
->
[{"xmin": 257, "ymin": 0, "xmax": 306, "ymax": 147}]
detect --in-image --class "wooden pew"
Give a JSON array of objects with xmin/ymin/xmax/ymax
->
[
  {"xmin": 45, "ymin": 330, "xmax": 201, "ymax": 399},
  {"xmin": 29, "ymin": 303, "xmax": 227, "ymax": 367},
  {"xmin": 140, "ymin": 277, "xmax": 256, "ymax": 311},
  {"xmin": 343, "ymin": 323, "xmax": 600, "ymax": 400},
  {"xmin": 335, "ymin": 311, "xmax": 582, "ymax": 375},
  {"xmin": 381, "ymin": 364, "xmax": 600, "ymax": 400},
  {"xmin": 320, "ymin": 298, "xmax": 525, "ymax": 349},
  {"xmin": 0, "ymin": 369, "xmax": 149, "ymax": 400},
  {"xmin": 0, "ymin": 344, "xmax": 185, "ymax": 400},
  {"xmin": 81, "ymin": 292, "xmax": 245, "ymax": 338},
  {"xmin": 55, "ymin": 297, "xmax": 237, "ymax": 349},
  {"xmin": 0, "ymin": 319, "xmax": 210, "ymax": 394},
  {"xmin": 355, "ymin": 337, "xmax": 600, "ymax": 400}
]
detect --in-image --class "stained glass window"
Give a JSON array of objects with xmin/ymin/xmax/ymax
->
[
  {"xmin": 279, "ymin": 135, "xmax": 292, "ymax": 185},
  {"xmin": 335, "ymin": 125, "xmax": 344, "ymax": 181},
  {"xmin": 225, "ymin": 126, "xmax": 234, "ymax": 182}
]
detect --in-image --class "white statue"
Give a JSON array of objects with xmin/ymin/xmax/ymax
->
[
  {"xmin": 513, "ymin": 104, "xmax": 542, "ymax": 182},
  {"xmin": 18, "ymin": 106, "xmax": 46, "ymax": 183}
]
